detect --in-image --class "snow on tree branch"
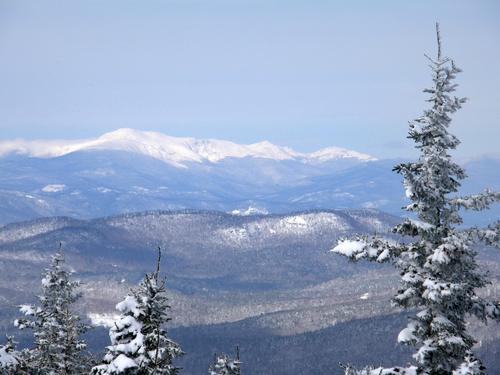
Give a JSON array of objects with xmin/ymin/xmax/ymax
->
[
  {"xmin": 467, "ymin": 222, "xmax": 500, "ymax": 248},
  {"xmin": 331, "ymin": 237, "xmax": 398, "ymax": 263},
  {"xmin": 394, "ymin": 219, "xmax": 434, "ymax": 237},
  {"xmin": 450, "ymin": 190, "xmax": 500, "ymax": 211},
  {"xmin": 0, "ymin": 336, "xmax": 20, "ymax": 372},
  {"xmin": 470, "ymin": 296, "xmax": 500, "ymax": 322}
]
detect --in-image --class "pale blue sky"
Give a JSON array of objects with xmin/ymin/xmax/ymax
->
[{"xmin": 0, "ymin": 1, "xmax": 499, "ymax": 159}]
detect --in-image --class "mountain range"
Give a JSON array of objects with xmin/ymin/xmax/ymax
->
[
  {"xmin": 0, "ymin": 129, "xmax": 498, "ymax": 373},
  {"xmin": 0, "ymin": 128, "xmax": 498, "ymax": 224},
  {"xmin": 0, "ymin": 128, "xmax": 375, "ymax": 167}
]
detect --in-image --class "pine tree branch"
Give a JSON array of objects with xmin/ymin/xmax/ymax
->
[
  {"xmin": 471, "ymin": 296, "xmax": 500, "ymax": 322},
  {"xmin": 331, "ymin": 236, "xmax": 401, "ymax": 263},
  {"xmin": 466, "ymin": 222, "xmax": 500, "ymax": 248},
  {"xmin": 450, "ymin": 189, "xmax": 500, "ymax": 211}
]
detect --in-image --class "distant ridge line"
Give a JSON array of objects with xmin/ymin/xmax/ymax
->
[{"xmin": 0, "ymin": 128, "xmax": 376, "ymax": 168}]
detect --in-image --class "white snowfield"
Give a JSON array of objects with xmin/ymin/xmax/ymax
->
[
  {"xmin": 218, "ymin": 212, "xmax": 352, "ymax": 245},
  {"xmin": 41, "ymin": 184, "xmax": 66, "ymax": 193},
  {"xmin": 230, "ymin": 206, "xmax": 269, "ymax": 216},
  {"xmin": 0, "ymin": 128, "xmax": 376, "ymax": 168}
]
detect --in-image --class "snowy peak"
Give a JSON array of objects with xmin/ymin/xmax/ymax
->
[
  {"xmin": 247, "ymin": 141, "xmax": 300, "ymax": 160},
  {"xmin": 308, "ymin": 146, "xmax": 375, "ymax": 162},
  {"xmin": 0, "ymin": 128, "xmax": 376, "ymax": 167}
]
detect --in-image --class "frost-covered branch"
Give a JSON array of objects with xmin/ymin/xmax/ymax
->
[
  {"xmin": 331, "ymin": 236, "xmax": 400, "ymax": 263},
  {"xmin": 450, "ymin": 190, "xmax": 500, "ymax": 211},
  {"xmin": 13, "ymin": 305, "xmax": 40, "ymax": 330},
  {"xmin": 471, "ymin": 296, "xmax": 500, "ymax": 322},
  {"xmin": 0, "ymin": 336, "xmax": 21, "ymax": 372},
  {"xmin": 466, "ymin": 222, "xmax": 500, "ymax": 248},
  {"xmin": 394, "ymin": 219, "xmax": 434, "ymax": 237}
]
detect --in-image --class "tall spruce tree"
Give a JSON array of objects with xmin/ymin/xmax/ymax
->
[
  {"xmin": 92, "ymin": 248, "xmax": 182, "ymax": 375},
  {"xmin": 332, "ymin": 24, "xmax": 500, "ymax": 375},
  {"xmin": 15, "ymin": 251, "xmax": 89, "ymax": 374}
]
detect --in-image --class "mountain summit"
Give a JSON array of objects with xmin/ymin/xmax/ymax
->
[
  {"xmin": 0, "ymin": 128, "xmax": 375, "ymax": 168},
  {"xmin": 0, "ymin": 129, "xmax": 498, "ymax": 225}
]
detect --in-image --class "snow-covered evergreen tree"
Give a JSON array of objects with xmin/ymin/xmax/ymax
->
[
  {"xmin": 0, "ymin": 336, "xmax": 21, "ymax": 374},
  {"xmin": 92, "ymin": 248, "xmax": 183, "ymax": 375},
  {"xmin": 332, "ymin": 24, "xmax": 500, "ymax": 375},
  {"xmin": 208, "ymin": 348, "xmax": 241, "ymax": 375},
  {"xmin": 91, "ymin": 294, "xmax": 144, "ymax": 375},
  {"xmin": 14, "ymin": 251, "xmax": 89, "ymax": 374}
]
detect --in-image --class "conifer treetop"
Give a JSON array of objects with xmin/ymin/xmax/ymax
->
[
  {"xmin": 14, "ymin": 248, "xmax": 89, "ymax": 374},
  {"xmin": 92, "ymin": 246, "xmax": 182, "ymax": 375},
  {"xmin": 332, "ymin": 24, "xmax": 500, "ymax": 375}
]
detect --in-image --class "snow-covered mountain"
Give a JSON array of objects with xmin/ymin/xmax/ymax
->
[
  {"xmin": 0, "ymin": 128, "xmax": 375, "ymax": 168},
  {"xmin": 0, "ymin": 129, "xmax": 498, "ymax": 224}
]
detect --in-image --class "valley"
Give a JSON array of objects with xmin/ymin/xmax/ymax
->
[{"xmin": 0, "ymin": 210, "xmax": 498, "ymax": 374}]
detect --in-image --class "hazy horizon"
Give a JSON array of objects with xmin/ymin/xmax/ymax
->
[{"xmin": 1, "ymin": 1, "xmax": 499, "ymax": 160}]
